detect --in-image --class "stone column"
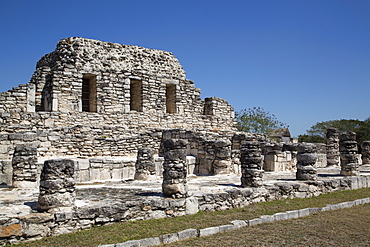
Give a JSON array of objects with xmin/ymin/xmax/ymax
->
[
  {"xmin": 296, "ymin": 143, "xmax": 318, "ymax": 180},
  {"xmin": 361, "ymin": 141, "xmax": 370, "ymax": 165},
  {"xmin": 240, "ymin": 141, "xmax": 263, "ymax": 187},
  {"xmin": 212, "ymin": 139, "xmax": 232, "ymax": 175},
  {"xmin": 12, "ymin": 145, "xmax": 38, "ymax": 188},
  {"xmin": 326, "ymin": 128, "xmax": 340, "ymax": 167},
  {"xmin": 134, "ymin": 148, "xmax": 156, "ymax": 180},
  {"xmin": 38, "ymin": 159, "xmax": 76, "ymax": 211},
  {"xmin": 339, "ymin": 132, "xmax": 359, "ymax": 176},
  {"xmin": 162, "ymin": 139, "xmax": 188, "ymax": 198}
]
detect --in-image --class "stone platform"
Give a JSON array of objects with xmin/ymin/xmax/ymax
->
[{"xmin": 1, "ymin": 166, "xmax": 370, "ymax": 244}]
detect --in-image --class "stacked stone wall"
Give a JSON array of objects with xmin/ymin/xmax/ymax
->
[{"xmin": 2, "ymin": 175, "xmax": 370, "ymax": 245}]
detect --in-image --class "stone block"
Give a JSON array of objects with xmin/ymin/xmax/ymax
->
[
  {"xmin": 185, "ymin": 197, "xmax": 199, "ymax": 215},
  {"xmin": 274, "ymin": 212, "xmax": 288, "ymax": 221},
  {"xmin": 260, "ymin": 215, "xmax": 274, "ymax": 224},
  {"xmin": 298, "ymin": 208, "xmax": 310, "ymax": 217},
  {"xmin": 230, "ymin": 220, "xmax": 248, "ymax": 228},
  {"xmin": 139, "ymin": 237, "xmax": 161, "ymax": 247},
  {"xmin": 177, "ymin": 228, "xmax": 198, "ymax": 240},
  {"xmin": 0, "ymin": 224, "xmax": 22, "ymax": 237},
  {"xmin": 248, "ymin": 218, "xmax": 262, "ymax": 226},
  {"xmin": 160, "ymin": 232, "xmax": 179, "ymax": 244},
  {"xmin": 308, "ymin": 207, "xmax": 322, "ymax": 214},
  {"xmin": 219, "ymin": 224, "xmax": 237, "ymax": 232},
  {"xmin": 116, "ymin": 240, "xmax": 141, "ymax": 247},
  {"xmin": 285, "ymin": 210, "xmax": 300, "ymax": 219},
  {"xmin": 199, "ymin": 226, "xmax": 220, "ymax": 237}
]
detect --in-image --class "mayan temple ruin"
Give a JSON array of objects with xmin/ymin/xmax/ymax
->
[{"xmin": 1, "ymin": 37, "xmax": 370, "ymax": 245}]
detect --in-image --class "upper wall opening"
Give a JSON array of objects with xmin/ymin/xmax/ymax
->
[
  {"xmin": 82, "ymin": 74, "xmax": 97, "ymax": 112},
  {"xmin": 130, "ymin": 79, "xmax": 143, "ymax": 112}
]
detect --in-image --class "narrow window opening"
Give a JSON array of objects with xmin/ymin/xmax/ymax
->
[
  {"xmin": 166, "ymin": 84, "xmax": 176, "ymax": 114},
  {"xmin": 130, "ymin": 79, "xmax": 143, "ymax": 112},
  {"xmin": 82, "ymin": 74, "xmax": 97, "ymax": 112}
]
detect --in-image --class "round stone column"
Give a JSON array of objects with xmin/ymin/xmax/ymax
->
[
  {"xmin": 326, "ymin": 128, "xmax": 340, "ymax": 167},
  {"xmin": 296, "ymin": 143, "xmax": 318, "ymax": 181},
  {"xmin": 12, "ymin": 145, "xmax": 38, "ymax": 188},
  {"xmin": 212, "ymin": 139, "xmax": 232, "ymax": 175},
  {"xmin": 339, "ymin": 132, "xmax": 359, "ymax": 176},
  {"xmin": 162, "ymin": 139, "xmax": 188, "ymax": 198},
  {"xmin": 134, "ymin": 148, "xmax": 156, "ymax": 180},
  {"xmin": 361, "ymin": 141, "xmax": 370, "ymax": 165},
  {"xmin": 38, "ymin": 159, "xmax": 76, "ymax": 211},
  {"xmin": 240, "ymin": 141, "xmax": 263, "ymax": 187}
]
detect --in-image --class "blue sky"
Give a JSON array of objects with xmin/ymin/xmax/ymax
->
[{"xmin": 1, "ymin": 0, "xmax": 369, "ymax": 137}]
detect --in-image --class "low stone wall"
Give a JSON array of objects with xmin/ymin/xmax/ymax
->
[{"xmin": 1, "ymin": 175, "xmax": 369, "ymax": 245}]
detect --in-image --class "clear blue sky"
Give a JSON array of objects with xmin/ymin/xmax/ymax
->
[{"xmin": 1, "ymin": 0, "xmax": 369, "ymax": 137}]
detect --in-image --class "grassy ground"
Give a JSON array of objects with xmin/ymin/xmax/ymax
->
[
  {"xmin": 165, "ymin": 203, "xmax": 370, "ymax": 247},
  {"xmin": 14, "ymin": 188, "xmax": 370, "ymax": 247}
]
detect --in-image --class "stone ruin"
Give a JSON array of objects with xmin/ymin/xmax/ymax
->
[{"xmin": 1, "ymin": 38, "xmax": 370, "ymax": 244}]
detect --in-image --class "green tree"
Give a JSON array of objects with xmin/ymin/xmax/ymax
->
[
  {"xmin": 236, "ymin": 107, "xmax": 288, "ymax": 134},
  {"xmin": 300, "ymin": 118, "xmax": 370, "ymax": 146}
]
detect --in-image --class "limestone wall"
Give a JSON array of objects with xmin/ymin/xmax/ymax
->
[{"xmin": 0, "ymin": 37, "xmax": 236, "ymax": 163}]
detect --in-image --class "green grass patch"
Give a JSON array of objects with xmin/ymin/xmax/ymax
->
[{"xmin": 14, "ymin": 188, "xmax": 370, "ymax": 247}]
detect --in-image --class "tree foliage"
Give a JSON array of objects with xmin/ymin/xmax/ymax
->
[
  {"xmin": 299, "ymin": 118, "xmax": 370, "ymax": 146},
  {"xmin": 236, "ymin": 107, "xmax": 288, "ymax": 134}
]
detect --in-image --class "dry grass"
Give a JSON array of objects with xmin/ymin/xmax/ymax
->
[
  {"xmin": 14, "ymin": 188, "xmax": 370, "ymax": 247},
  {"xmin": 165, "ymin": 203, "xmax": 370, "ymax": 246}
]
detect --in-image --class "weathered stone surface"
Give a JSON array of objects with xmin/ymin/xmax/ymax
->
[
  {"xmin": 0, "ymin": 224, "xmax": 22, "ymax": 238},
  {"xmin": 240, "ymin": 141, "xmax": 264, "ymax": 187},
  {"xmin": 12, "ymin": 145, "xmax": 38, "ymax": 188},
  {"xmin": 212, "ymin": 139, "xmax": 232, "ymax": 175},
  {"xmin": 340, "ymin": 132, "xmax": 359, "ymax": 176},
  {"xmin": 361, "ymin": 141, "xmax": 370, "ymax": 164},
  {"xmin": 134, "ymin": 148, "xmax": 155, "ymax": 181},
  {"xmin": 162, "ymin": 139, "xmax": 188, "ymax": 198},
  {"xmin": 326, "ymin": 128, "xmax": 340, "ymax": 166},
  {"xmin": 296, "ymin": 143, "xmax": 317, "ymax": 181},
  {"xmin": 38, "ymin": 159, "xmax": 76, "ymax": 211}
]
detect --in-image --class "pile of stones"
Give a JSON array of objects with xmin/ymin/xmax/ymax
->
[
  {"xmin": 296, "ymin": 143, "xmax": 317, "ymax": 181},
  {"xmin": 240, "ymin": 141, "xmax": 263, "ymax": 187}
]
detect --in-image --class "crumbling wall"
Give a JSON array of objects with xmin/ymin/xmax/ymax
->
[{"xmin": 0, "ymin": 38, "xmax": 236, "ymax": 162}]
